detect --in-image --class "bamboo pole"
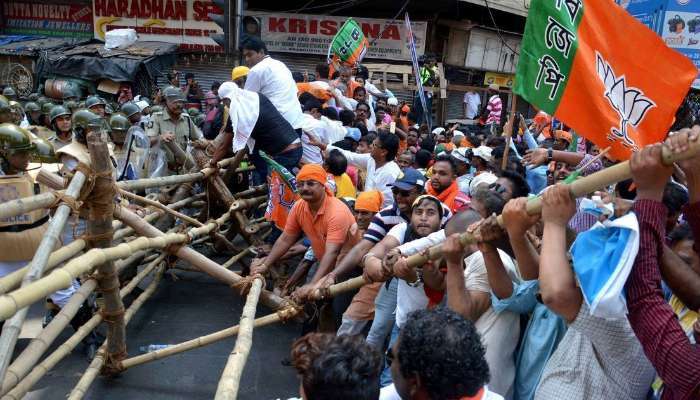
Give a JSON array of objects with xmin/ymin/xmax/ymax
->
[
  {"xmin": 234, "ymin": 184, "xmax": 267, "ymax": 199},
  {"xmin": 0, "ymin": 210, "xmax": 227, "ymax": 321},
  {"xmin": 230, "ymin": 196, "xmax": 267, "ymax": 211},
  {"xmin": 0, "ymin": 170, "xmax": 86, "ymax": 384},
  {"xmin": 113, "ymin": 207, "xmax": 291, "ymax": 311},
  {"xmin": 214, "ymin": 277, "xmax": 263, "ymax": 400},
  {"xmin": 316, "ymin": 139, "xmax": 700, "ymax": 297},
  {"xmin": 0, "ymin": 234, "xmax": 186, "ymax": 321},
  {"xmin": 0, "ymin": 156, "xmax": 237, "ymax": 222},
  {"xmin": 67, "ymin": 266, "xmax": 165, "ymax": 400},
  {"xmin": 221, "ymin": 247, "xmax": 252, "ymax": 270},
  {"xmin": 0, "ymin": 252, "xmax": 160, "ymax": 395},
  {"xmin": 85, "ymin": 131, "xmax": 127, "ymax": 373},
  {"xmin": 118, "ymin": 189, "xmax": 203, "ymax": 227},
  {"xmin": 118, "ymin": 306, "xmax": 300, "ymax": 370},
  {"xmin": 245, "ymin": 221, "xmax": 271, "ymax": 234},
  {"xmin": 1, "ymin": 257, "xmax": 166, "ymax": 400}
]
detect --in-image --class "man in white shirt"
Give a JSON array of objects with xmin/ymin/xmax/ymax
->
[
  {"xmin": 463, "ymin": 90, "xmax": 481, "ymax": 119},
  {"xmin": 242, "ymin": 37, "xmax": 304, "ymax": 130},
  {"xmin": 389, "ymin": 209, "xmax": 521, "ymax": 398},
  {"xmin": 298, "ymin": 98, "xmax": 327, "ymax": 164},
  {"xmin": 327, "ymin": 132, "xmax": 401, "ymax": 208}
]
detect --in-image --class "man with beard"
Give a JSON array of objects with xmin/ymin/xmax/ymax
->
[{"xmin": 427, "ymin": 154, "xmax": 470, "ymax": 212}]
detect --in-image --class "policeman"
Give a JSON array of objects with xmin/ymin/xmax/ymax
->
[
  {"xmin": 0, "ymin": 123, "xmax": 51, "ymax": 277},
  {"xmin": 146, "ymin": 86, "xmax": 204, "ymax": 174},
  {"xmin": 48, "ymin": 105, "xmax": 73, "ymax": 151},
  {"xmin": 55, "ymin": 109, "xmax": 105, "ymax": 173},
  {"xmin": 0, "ymin": 97, "xmax": 12, "ymax": 124},
  {"xmin": 24, "ymin": 102, "xmax": 42, "ymax": 125},
  {"xmin": 120, "ymin": 102, "xmax": 151, "ymax": 179},
  {"xmin": 8, "ymin": 101, "xmax": 25, "ymax": 127},
  {"xmin": 2, "ymin": 87, "xmax": 17, "ymax": 101},
  {"xmin": 121, "ymin": 101, "xmax": 142, "ymax": 127},
  {"xmin": 85, "ymin": 96, "xmax": 107, "ymax": 117},
  {"xmin": 40, "ymin": 102, "xmax": 54, "ymax": 128}
]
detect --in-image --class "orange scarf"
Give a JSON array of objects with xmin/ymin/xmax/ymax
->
[{"xmin": 427, "ymin": 180, "xmax": 460, "ymax": 212}]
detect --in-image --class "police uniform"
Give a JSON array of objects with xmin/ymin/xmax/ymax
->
[
  {"xmin": 0, "ymin": 170, "xmax": 50, "ymax": 275},
  {"xmin": 146, "ymin": 110, "xmax": 203, "ymax": 173},
  {"xmin": 48, "ymin": 133, "xmax": 72, "ymax": 151}
]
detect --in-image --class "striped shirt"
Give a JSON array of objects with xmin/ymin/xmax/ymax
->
[
  {"xmin": 486, "ymin": 94, "xmax": 502, "ymax": 125},
  {"xmin": 626, "ymin": 200, "xmax": 700, "ymax": 400},
  {"xmin": 363, "ymin": 202, "xmax": 453, "ymax": 244},
  {"xmin": 364, "ymin": 204, "xmax": 410, "ymax": 244}
]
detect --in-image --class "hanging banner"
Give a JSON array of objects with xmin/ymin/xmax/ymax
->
[
  {"xmin": 92, "ymin": 0, "xmax": 223, "ymax": 52},
  {"xmin": 2, "ymin": 1, "xmax": 93, "ymax": 39},
  {"xmin": 405, "ymin": 13, "xmax": 430, "ymax": 130},
  {"xmin": 256, "ymin": 12, "xmax": 427, "ymax": 61}
]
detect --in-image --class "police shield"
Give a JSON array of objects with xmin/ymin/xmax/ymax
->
[{"xmin": 117, "ymin": 126, "xmax": 150, "ymax": 181}]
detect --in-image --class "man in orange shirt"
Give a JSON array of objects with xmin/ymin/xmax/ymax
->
[{"xmin": 251, "ymin": 164, "xmax": 360, "ymax": 303}]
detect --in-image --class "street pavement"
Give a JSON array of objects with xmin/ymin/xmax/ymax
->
[{"xmin": 18, "ymin": 249, "xmax": 302, "ymax": 400}]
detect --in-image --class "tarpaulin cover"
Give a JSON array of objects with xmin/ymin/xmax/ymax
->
[{"xmin": 37, "ymin": 40, "xmax": 177, "ymax": 82}]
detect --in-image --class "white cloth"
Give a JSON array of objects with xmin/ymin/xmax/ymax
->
[
  {"xmin": 320, "ymin": 116, "xmax": 347, "ymax": 144},
  {"xmin": 299, "ymin": 114, "xmax": 327, "ymax": 164},
  {"xmin": 388, "ymin": 223, "xmax": 430, "ymax": 328},
  {"xmin": 244, "ymin": 56, "xmax": 304, "ymax": 129},
  {"xmin": 464, "ymin": 250, "xmax": 521, "ymax": 398},
  {"xmin": 397, "ymin": 229, "xmax": 446, "ymax": 256},
  {"xmin": 380, "ymin": 384, "xmax": 504, "ymax": 400},
  {"xmin": 327, "ymin": 145, "xmax": 401, "ymax": 208},
  {"xmin": 464, "ymin": 91, "xmax": 481, "ymax": 119},
  {"xmin": 219, "ymin": 81, "xmax": 260, "ymax": 153}
]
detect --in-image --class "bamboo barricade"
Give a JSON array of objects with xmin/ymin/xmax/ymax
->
[
  {"xmin": 67, "ymin": 266, "xmax": 165, "ymax": 400},
  {"xmin": 214, "ymin": 277, "xmax": 264, "ymax": 400},
  {"xmin": 0, "ymin": 252, "xmax": 162, "ymax": 395},
  {"xmin": 0, "ymin": 209, "xmax": 234, "ymax": 322},
  {"xmin": 0, "ymin": 156, "xmax": 241, "ymax": 221},
  {"xmin": 245, "ymin": 221, "xmax": 272, "ymax": 235},
  {"xmin": 113, "ymin": 207, "xmax": 291, "ymax": 311},
  {"xmin": 85, "ymin": 131, "xmax": 127, "ymax": 373},
  {"xmin": 119, "ymin": 189, "xmax": 203, "ymax": 227},
  {"xmin": 0, "ymin": 170, "xmax": 87, "ymax": 383},
  {"xmin": 230, "ymin": 195, "xmax": 267, "ymax": 212},
  {"xmin": 235, "ymin": 184, "xmax": 267, "ymax": 199},
  {"xmin": 1, "ymin": 256, "xmax": 167, "ymax": 400},
  {"xmin": 314, "ymin": 139, "xmax": 700, "ymax": 298},
  {"xmin": 221, "ymin": 247, "xmax": 253, "ymax": 270},
  {"xmin": 117, "ymin": 306, "xmax": 301, "ymax": 370}
]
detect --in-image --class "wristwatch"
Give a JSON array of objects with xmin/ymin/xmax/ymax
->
[{"xmin": 547, "ymin": 147, "xmax": 553, "ymax": 163}]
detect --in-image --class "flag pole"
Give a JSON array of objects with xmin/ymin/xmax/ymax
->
[{"xmin": 501, "ymin": 93, "xmax": 517, "ymax": 171}]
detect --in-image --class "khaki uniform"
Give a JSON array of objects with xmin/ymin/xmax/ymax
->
[
  {"xmin": 48, "ymin": 133, "xmax": 72, "ymax": 151},
  {"xmin": 145, "ymin": 111, "xmax": 202, "ymax": 171},
  {"xmin": 0, "ymin": 172, "xmax": 50, "ymax": 263},
  {"xmin": 28, "ymin": 125, "xmax": 55, "ymax": 141}
]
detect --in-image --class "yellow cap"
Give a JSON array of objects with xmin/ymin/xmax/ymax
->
[{"xmin": 231, "ymin": 66, "xmax": 250, "ymax": 81}]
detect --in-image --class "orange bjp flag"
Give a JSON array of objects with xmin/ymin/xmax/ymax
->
[{"xmin": 514, "ymin": 0, "xmax": 697, "ymax": 160}]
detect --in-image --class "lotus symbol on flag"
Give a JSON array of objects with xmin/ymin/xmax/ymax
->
[{"xmin": 596, "ymin": 52, "xmax": 656, "ymax": 150}]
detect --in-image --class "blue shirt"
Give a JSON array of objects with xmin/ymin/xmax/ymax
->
[{"xmin": 492, "ymin": 280, "xmax": 567, "ymax": 400}]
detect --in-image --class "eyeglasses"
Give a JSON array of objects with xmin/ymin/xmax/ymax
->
[
  {"xmin": 297, "ymin": 180, "xmax": 320, "ymax": 188},
  {"xmin": 392, "ymin": 187, "xmax": 414, "ymax": 197},
  {"xmin": 489, "ymin": 182, "xmax": 508, "ymax": 195}
]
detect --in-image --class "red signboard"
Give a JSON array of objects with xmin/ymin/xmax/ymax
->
[{"xmin": 2, "ymin": 1, "xmax": 93, "ymax": 39}]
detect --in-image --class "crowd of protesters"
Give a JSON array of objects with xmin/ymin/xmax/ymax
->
[{"xmin": 1, "ymin": 32, "xmax": 699, "ymax": 400}]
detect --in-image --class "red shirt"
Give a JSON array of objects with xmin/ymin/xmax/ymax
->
[{"xmin": 626, "ymin": 200, "xmax": 700, "ymax": 400}]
